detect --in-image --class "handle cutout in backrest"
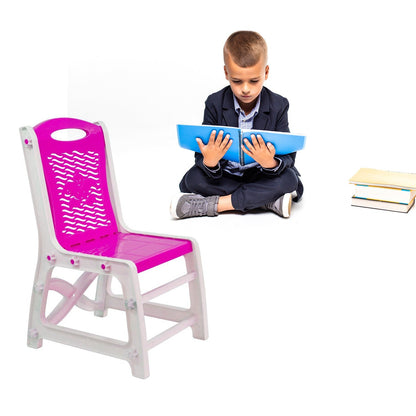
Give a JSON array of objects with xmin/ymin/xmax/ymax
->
[
  {"xmin": 51, "ymin": 128, "xmax": 87, "ymax": 141},
  {"xmin": 34, "ymin": 118, "xmax": 102, "ymax": 144}
]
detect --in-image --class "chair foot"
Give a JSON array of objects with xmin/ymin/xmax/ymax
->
[
  {"xmin": 94, "ymin": 310, "xmax": 108, "ymax": 318},
  {"xmin": 128, "ymin": 351, "xmax": 150, "ymax": 379},
  {"xmin": 191, "ymin": 322, "xmax": 209, "ymax": 341},
  {"xmin": 27, "ymin": 328, "xmax": 43, "ymax": 349}
]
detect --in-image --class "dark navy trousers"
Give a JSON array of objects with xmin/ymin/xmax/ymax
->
[{"xmin": 179, "ymin": 165, "xmax": 302, "ymax": 212}]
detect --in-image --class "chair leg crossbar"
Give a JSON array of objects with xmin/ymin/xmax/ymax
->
[
  {"xmin": 44, "ymin": 271, "xmax": 196, "ymax": 325},
  {"xmin": 46, "ymin": 272, "xmax": 98, "ymax": 324}
]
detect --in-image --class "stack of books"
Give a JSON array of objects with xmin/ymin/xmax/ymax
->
[{"xmin": 349, "ymin": 168, "xmax": 416, "ymax": 213}]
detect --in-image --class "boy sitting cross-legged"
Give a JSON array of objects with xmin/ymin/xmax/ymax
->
[{"xmin": 171, "ymin": 31, "xmax": 303, "ymax": 219}]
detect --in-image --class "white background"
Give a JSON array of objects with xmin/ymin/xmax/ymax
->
[{"xmin": 2, "ymin": 0, "xmax": 416, "ymax": 414}]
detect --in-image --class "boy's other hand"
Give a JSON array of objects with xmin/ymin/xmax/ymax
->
[
  {"xmin": 242, "ymin": 134, "xmax": 278, "ymax": 169},
  {"xmin": 196, "ymin": 130, "xmax": 232, "ymax": 168}
]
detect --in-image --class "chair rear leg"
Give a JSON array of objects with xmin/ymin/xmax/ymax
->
[
  {"xmin": 185, "ymin": 251, "xmax": 209, "ymax": 340},
  {"xmin": 94, "ymin": 274, "xmax": 111, "ymax": 317}
]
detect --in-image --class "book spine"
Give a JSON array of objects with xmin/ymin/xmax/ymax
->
[{"xmin": 239, "ymin": 129, "xmax": 245, "ymax": 166}]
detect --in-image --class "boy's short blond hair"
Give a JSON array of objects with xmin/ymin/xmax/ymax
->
[{"xmin": 223, "ymin": 31, "xmax": 268, "ymax": 68}]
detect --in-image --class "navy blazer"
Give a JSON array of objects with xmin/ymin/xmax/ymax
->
[{"xmin": 196, "ymin": 86, "xmax": 298, "ymax": 178}]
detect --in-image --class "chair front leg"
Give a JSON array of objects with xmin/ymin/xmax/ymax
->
[
  {"xmin": 27, "ymin": 257, "xmax": 53, "ymax": 349},
  {"xmin": 112, "ymin": 262, "xmax": 150, "ymax": 379}
]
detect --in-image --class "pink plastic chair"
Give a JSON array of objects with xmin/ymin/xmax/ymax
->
[{"xmin": 20, "ymin": 118, "xmax": 208, "ymax": 378}]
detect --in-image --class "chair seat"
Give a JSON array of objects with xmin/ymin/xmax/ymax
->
[{"xmin": 70, "ymin": 232, "xmax": 193, "ymax": 272}]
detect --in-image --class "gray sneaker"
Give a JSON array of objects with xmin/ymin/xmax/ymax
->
[
  {"xmin": 264, "ymin": 193, "xmax": 292, "ymax": 218},
  {"xmin": 170, "ymin": 193, "xmax": 219, "ymax": 219}
]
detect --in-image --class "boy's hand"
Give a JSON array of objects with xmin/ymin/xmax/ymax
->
[
  {"xmin": 196, "ymin": 129, "xmax": 232, "ymax": 168},
  {"xmin": 242, "ymin": 134, "xmax": 278, "ymax": 169}
]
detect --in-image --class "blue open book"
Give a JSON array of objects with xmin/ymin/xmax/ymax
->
[{"xmin": 177, "ymin": 124, "xmax": 306, "ymax": 166}]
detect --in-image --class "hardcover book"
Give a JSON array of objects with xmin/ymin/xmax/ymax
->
[
  {"xmin": 349, "ymin": 168, "xmax": 416, "ymax": 190},
  {"xmin": 177, "ymin": 124, "xmax": 306, "ymax": 166},
  {"xmin": 352, "ymin": 184, "xmax": 416, "ymax": 204},
  {"xmin": 351, "ymin": 197, "xmax": 415, "ymax": 213}
]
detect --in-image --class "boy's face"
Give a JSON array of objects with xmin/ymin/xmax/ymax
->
[{"xmin": 224, "ymin": 55, "xmax": 269, "ymax": 114}]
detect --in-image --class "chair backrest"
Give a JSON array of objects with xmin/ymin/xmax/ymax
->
[{"xmin": 34, "ymin": 118, "xmax": 119, "ymax": 250}]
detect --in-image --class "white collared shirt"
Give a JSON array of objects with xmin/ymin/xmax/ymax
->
[{"xmin": 222, "ymin": 96, "xmax": 261, "ymax": 176}]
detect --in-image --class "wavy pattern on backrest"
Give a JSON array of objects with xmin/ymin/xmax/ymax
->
[{"xmin": 34, "ymin": 118, "xmax": 118, "ymax": 249}]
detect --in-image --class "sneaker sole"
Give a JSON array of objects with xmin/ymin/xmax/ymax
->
[{"xmin": 282, "ymin": 193, "xmax": 292, "ymax": 218}]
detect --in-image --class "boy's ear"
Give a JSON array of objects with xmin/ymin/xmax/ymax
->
[
  {"xmin": 224, "ymin": 65, "xmax": 229, "ymax": 80},
  {"xmin": 265, "ymin": 65, "xmax": 270, "ymax": 80}
]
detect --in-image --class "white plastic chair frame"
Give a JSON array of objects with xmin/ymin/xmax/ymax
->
[{"xmin": 20, "ymin": 121, "xmax": 208, "ymax": 378}]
